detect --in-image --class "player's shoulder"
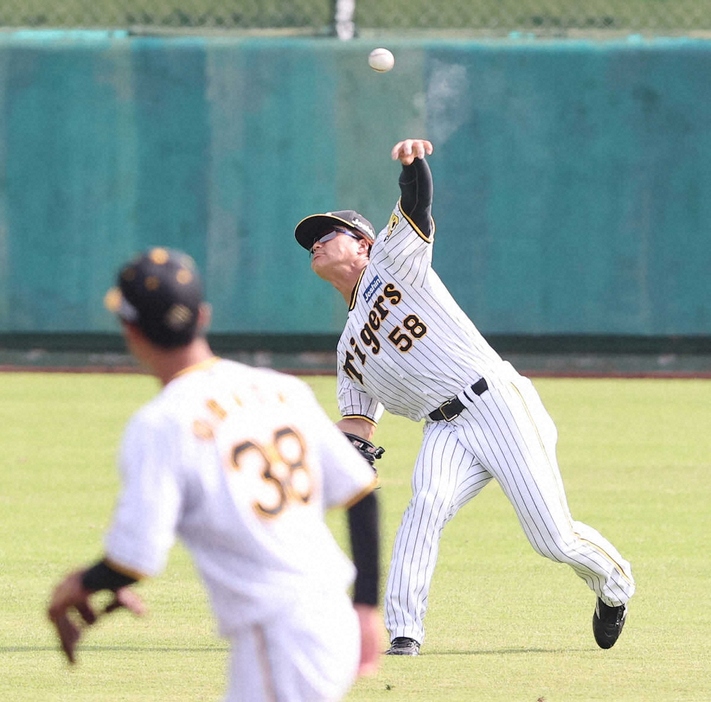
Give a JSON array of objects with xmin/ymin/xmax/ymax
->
[
  {"xmin": 209, "ymin": 359, "xmax": 318, "ymax": 407},
  {"xmin": 124, "ymin": 395, "xmax": 171, "ymax": 443},
  {"xmin": 132, "ymin": 360, "xmax": 315, "ymax": 429},
  {"xmin": 242, "ymin": 362, "xmax": 311, "ymax": 391}
]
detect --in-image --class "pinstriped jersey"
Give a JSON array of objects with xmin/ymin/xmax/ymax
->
[{"xmin": 337, "ymin": 201, "xmax": 505, "ymax": 423}]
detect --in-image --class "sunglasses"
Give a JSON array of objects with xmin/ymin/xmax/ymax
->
[{"xmin": 309, "ymin": 227, "xmax": 361, "ymax": 255}]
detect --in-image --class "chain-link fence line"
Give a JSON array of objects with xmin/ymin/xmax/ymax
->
[{"xmin": 1, "ymin": 0, "xmax": 710, "ymax": 34}]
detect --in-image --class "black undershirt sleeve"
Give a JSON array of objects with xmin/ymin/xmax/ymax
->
[
  {"xmin": 81, "ymin": 559, "xmax": 139, "ymax": 593},
  {"xmin": 398, "ymin": 157, "xmax": 434, "ymax": 237},
  {"xmin": 347, "ymin": 490, "xmax": 381, "ymax": 606}
]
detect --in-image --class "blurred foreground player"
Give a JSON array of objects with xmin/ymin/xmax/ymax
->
[{"xmin": 47, "ymin": 247, "xmax": 382, "ymax": 701}]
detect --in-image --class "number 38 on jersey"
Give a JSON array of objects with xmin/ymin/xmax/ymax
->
[{"xmin": 229, "ymin": 427, "xmax": 313, "ymax": 519}]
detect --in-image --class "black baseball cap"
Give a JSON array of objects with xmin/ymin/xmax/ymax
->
[
  {"xmin": 294, "ymin": 209, "xmax": 377, "ymax": 251},
  {"xmin": 104, "ymin": 247, "xmax": 203, "ymax": 348}
]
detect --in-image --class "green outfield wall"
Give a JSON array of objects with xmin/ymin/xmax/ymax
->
[{"xmin": 0, "ymin": 32, "xmax": 710, "ymax": 346}]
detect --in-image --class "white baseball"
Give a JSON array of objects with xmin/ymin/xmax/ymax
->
[{"xmin": 368, "ymin": 48, "xmax": 395, "ymax": 73}]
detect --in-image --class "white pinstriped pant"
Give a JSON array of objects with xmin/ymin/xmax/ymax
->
[{"xmin": 384, "ymin": 365, "xmax": 635, "ymax": 645}]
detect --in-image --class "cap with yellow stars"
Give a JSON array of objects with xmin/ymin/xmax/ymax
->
[{"xmin": 105, "ymin": 247, "xmax": 203, "ymax": 348}]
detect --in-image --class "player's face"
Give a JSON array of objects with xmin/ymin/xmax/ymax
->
[
  {"xmin": 309, "ymin": 227, "xmax": 361, "ymax": 255},
  {"xmin": 310, "ymin": 228, "xmax": 364, "ymax": 275}
]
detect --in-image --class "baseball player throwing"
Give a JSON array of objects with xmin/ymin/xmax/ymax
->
[
  {"xmin": 47, "ymin": 248, "xmax": 382, "ymax": 700},
  {"xmin": 294, "ymin": 139, "xmax": 635, "ymax": 655}
]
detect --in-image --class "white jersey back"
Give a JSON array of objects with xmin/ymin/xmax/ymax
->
[
  {"xmin": 105, "ymin": 358, "xmax": 376, "ymax": 636},
  {"xmin": 337, "ymin": 204, "xmax": 505, "ymax": 422}
]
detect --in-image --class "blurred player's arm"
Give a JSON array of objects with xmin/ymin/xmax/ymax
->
[
  {"xmin": 47, "ymin": 558, "xmax": 146, "ymax": 664},
  {"xmin": 347, "ymin": 488, "xmax": 381, "ymax": 675},
  {"xmin": 347, "ymin": 490, "xmax": 379, "ymax": 606},
  {"xmin": 81, "ymin": 557, "xmax": 140, "ymax": 591}
]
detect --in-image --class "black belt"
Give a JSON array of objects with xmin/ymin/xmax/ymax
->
[{"xmin": 428, "ymin": 378, "xmax": 489, "ymax": 422}]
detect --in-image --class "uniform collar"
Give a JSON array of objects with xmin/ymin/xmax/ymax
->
[
  {"xmin": 170, "ymin": 355, "xmax": 221, "ymax": 382},
  {"xmin": 348, "ymin": 268, "xmax": 368, "ymax": 311}
]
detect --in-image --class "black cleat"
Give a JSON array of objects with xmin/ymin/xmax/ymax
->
[
  {"xmin": 593, "ymin": 598, "xmax": 628, "ymax": 649},
  {"xmin": 385, "ymin": 637, "xmax": 421, "ymax": 656}
]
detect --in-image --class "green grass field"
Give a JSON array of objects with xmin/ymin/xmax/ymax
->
[{"xmin": 1, "ymin": 372, "xmax": 709, "ymax": 701}]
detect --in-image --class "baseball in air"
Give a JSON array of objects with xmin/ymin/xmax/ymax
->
[{"xmin": 368, "ymin": 48, "xmax": 395, "ymax": 73}]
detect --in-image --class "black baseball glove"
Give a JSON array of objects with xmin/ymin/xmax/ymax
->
[{"xmin": 343, "ymin": 432, "xmax": 385, "ymax": 474}]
